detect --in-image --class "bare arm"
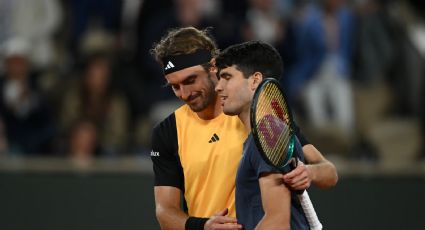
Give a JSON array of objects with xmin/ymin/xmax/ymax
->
[
  {"xmin": 154, "ymin": 187, "xmax": 242, "ymax": 230},
  {"xmin": 303, "ymin": 144, "xmax": 338, "ymax": 188},
  {"xmin": 283, "ymin": 144, "xmax": 338, "ymax": 190},
  {"xmin": 255, "ymin": 173, "xmax": 291, "ymax": 230},
  {"xmin": 154, "ymin": 186, "xmax": 189, "ymax": 230}
]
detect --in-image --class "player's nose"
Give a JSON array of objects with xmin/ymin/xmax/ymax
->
[
  {"xmin": 215, "ymin": 79, "xmax": 223, "ymax": 92},
  {"xmin": 180, "ymin": 86, "xmax": 191, "ymax": 101}
]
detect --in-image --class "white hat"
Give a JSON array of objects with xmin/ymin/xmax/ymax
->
[{"xmin": 2, "ymin": 37, "xmax": 30, "ymax": 58}]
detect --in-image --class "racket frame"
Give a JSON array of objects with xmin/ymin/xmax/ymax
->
[
  {"xmin": 250, "ymin": 78, "xmax": 296, "ymax": 170},
  {"xmin": 250, "ymin": 78, "xmax": 323, "ymax": 230}
]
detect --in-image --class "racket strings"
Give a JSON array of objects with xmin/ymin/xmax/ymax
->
[{"xmin": 255, "ymin": 83, "xmax": 292, "ymax": 166}]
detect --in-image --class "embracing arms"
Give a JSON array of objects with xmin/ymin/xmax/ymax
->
[
  {"xmin": 155, "ymin": 186, "xmax": 189, "ymax": 230},
  {"xmin": 283, "ymin": 144, "xmax": 338, "ymax": 190},
  {"xmin": 155, "ymin": 186, "xmax": 242, "ymax": 230}
]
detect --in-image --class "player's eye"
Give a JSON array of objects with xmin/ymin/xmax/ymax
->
[
  {"xmin": 171, "ymin": 84, "xmax": 180, "ymax": 91},
  {"xmin": 221, "ymin": 75, "xmax": 230, "ymax": 80},
  {"xmin": 182, "ymin": 75, "xmax": 196, "ymax": 85}
]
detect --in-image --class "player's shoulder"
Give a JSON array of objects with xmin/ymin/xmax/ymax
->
[
  {"xmin": 153, "ymin": 113, "xmax": 176, "ymax": 134},
  {"xmin": 153, "ymin": 104, "xmax": 187, "ymax": 131},
  {"xmin": 174, "ymin": 104, "xmax": 194, "ymax": 120},
  {"xmin": 244, "ymin": 134, "xmax": 261, "ymax": 159}
]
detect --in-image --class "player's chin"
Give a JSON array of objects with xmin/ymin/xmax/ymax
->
[
  {"xmin": 223, "ymin": 107, "xmax": 239, "ymax": 116},
  {"xmin": 189, "ymin": 103, "xmax": 206, "ymax": 112},
  {"xmin": 188, "ymin": 100, "xmax": 209, "ymax": 112}
]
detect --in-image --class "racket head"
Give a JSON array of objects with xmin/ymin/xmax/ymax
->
[{"xmin": 250, "ymin": 78, "xmax": 296, "ymax": 170}]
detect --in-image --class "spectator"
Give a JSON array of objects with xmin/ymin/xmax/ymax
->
[
  {"xmin": 287, "ymin": 0, "xmax": 355, "ymax": 141},
  {"xmin": 0, "ymin": 0, "xmax": 62, "ymax": 71},
  {"xmin": 0, "ymin": 37, "xmax": 56, "ymax": 155},
  {"xmin": 68, "ymin": 119, "xmax": 100, "ymax": 166},
  {"xmin": 242, "ymin": 0, "xmax": 285, "ymax": 47},
  {"xmin": 66, "ymin": 0, "xmax": 122, "ymax": 59},
  {"xmin": 59, "ymin": 52, "xmax": 129, "ymax": 155}
]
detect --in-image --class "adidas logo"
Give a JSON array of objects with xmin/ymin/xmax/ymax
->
[
  {"xmin": 208, "ymin": 133, "xmax": 220, "ymax": 143},
  {"xmin": 164, "ymin": 61, "xmax": 175, "ymax": 70}
]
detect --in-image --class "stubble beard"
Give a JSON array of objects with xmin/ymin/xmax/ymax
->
[{"xmin": 188, "ymin": 76, "xmax": 217, "ymax": 112}]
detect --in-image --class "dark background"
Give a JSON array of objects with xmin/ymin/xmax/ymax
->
[{"xmin": 1, "ymin": 164, "xmax": 424, "ymax": 230}]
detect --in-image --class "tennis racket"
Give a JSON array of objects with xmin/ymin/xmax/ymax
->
[{"xmin": 250, "ymin": 78, "xmax": 322, "ymax": 230}]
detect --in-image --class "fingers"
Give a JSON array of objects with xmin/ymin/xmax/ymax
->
[
  {"xmin": 212, "ymin": 216, "xmax": 238, "ymax": 224},
  {"xmin": 205, "ymin": 214, "xmax": 243, "ymax": 230},
  {"xmin": 214, "ymin": 208, "xmax": 229, "ymax": 216},
  {"xmin": 283, "ymin": 161, "xmax": 305, "ymax": 180},
  {"xmin": 290, "ymin": 176, "xmax": 311, "ymax": 190},
  {"xmin": 283, "ymin": 162, "xmax": 312, "ymax": 190},
  {"xmin": 284, "ymin": 170, "xmax": 307, "ymax": 184},
  {"xmin": 211, "ymin": 223, "xmax": 243, "ymax": 229}
]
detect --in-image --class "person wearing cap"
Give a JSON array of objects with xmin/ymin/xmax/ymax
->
[
  {"xmin": 0, "ymin": 37, "xmax": 56, "ymax": 154},
  {"xmin": 150, "ymin": 27, "xmax": 338, "ymax": 230}
]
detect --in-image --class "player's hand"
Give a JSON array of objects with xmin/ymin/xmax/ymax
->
[
  {"xmin": 283, "ymin": 161, "xmax": 312, "ymax": 190},
  {"xmin": 204, "ymin": 208, "xmax": 243, "ymax": 230}
]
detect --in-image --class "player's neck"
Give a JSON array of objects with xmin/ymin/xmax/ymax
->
[
  {"xmin": 195, "ymin": 95, "xmax": 222, "ymax": 120},
  {"xmin": 238, "ymin": 108, "xmax": 251, "ymax": 132}
]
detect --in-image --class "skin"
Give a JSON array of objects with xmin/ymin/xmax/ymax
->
[
  {"xmin": 154, "ymin": 61, "xmax": 337, "ymax": 230},
  {"xmin": 155, "ymin": 63, "xmax": 242, "ymax": 230},
  {"xmin": 165, "ymin": 65, "xmax": 221, "ymax": 119},
  {"xmin": 215, "ymin": 65, "xmax": 338, "ymax": 228},
  {"xmin": 256, "ymin": 173, "xmax": 291, "ymax": 230},
  {"xmin": 216, "ymin": 66, "xmax": 292, "ymax": 229},
  {"xmin": 284, "ymin": 145, "xmax": 338, "ymax": 190},
  {"xmin": 215, "ymin": 66, "xmax": 337, "ymax": 189}
]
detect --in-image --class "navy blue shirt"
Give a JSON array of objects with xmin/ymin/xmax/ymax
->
[{"xmin": 236, "ymin": 134, "xmax": 310, "ymax": 230}]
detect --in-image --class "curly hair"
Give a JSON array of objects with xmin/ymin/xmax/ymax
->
[{"xmin": 151, "ymin": 27, "xmax": 219, "ymax": 71}]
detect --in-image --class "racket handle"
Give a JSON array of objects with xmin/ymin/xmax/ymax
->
[
  {"xmin": 290, "ymin": 144, "xmax": 322, "ymax": 228},
  {"xmin": 289, "ymin": 158, "xmax": 305, "ymax": 195},
  {"xmin": 298, "ymin": 191, "xmax": 322, "ymax": 230}
]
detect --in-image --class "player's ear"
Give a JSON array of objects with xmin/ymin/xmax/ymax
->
[{"xmin": 251, "ymin": 72, "xmax": 263, "ymax": 90}]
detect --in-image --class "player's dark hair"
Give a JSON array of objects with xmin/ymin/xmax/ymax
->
[
  {"xmin": 215, "ymin": 41, "xmax": 283, "ymax": 80},
  {"xmin": 151, "ymin": 27, "xmax": 219, "ymax": 72}
]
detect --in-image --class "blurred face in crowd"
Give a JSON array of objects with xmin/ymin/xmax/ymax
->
[
  {"xmin": 85, "ymin": 58, "xmax": 111, "ymax": 96},
  {"xmin": 5, "ymin": 55, "xmax": 29, "ymax": 80},
  {"xmin": 175, "ymin": 0, "xmax": 203, "ymax": 26},
  {"xmin": 165, "ymin": 64, "xmax": 217, "ymax": 112},
  {"xmin": 215, "ymin": 65, "xmax": 257, "ymax": 116},
  {"xmin": 70, "ymin": 121, "xmax": 98, "ymax": 158}
]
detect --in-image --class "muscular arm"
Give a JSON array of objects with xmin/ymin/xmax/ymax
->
[
  {"xmin": 283, "ymin": 144, "xmax": 338, "ymax": 190},
  {"xmin": 154, "ymin": 186, "xmax": 188, "ymax": 230},
  {"xmin": 303, "ymin": 144, "xmax": 338, "ymax": 189},
  {"xmin": 255, "ymin": 173, "xmax": 291, "ymax": 230},
  {"xmin": 152, "ymin": 115, "xmax": 190, "ymax": 230},
  {"xmin": 152, "ymin": 116, "xmax": 241, "ymax": 230}
]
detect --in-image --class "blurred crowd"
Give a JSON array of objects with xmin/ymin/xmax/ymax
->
[{"xmin": 0, "ymin": 0, "xmax": 424, "ymax": 164}]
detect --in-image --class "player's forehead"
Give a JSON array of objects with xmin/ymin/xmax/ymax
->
[
  {"xmin": 218, "ymin": 65, "xmax": 241, "ymax": 77},
  {"xmin": 165, "ymin": 65, "xmax": 206, "ymax": 84}
]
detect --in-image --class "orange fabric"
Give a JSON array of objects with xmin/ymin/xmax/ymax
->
[{"xmin": 175, "ymin": 105, "xmax": 248, "ymax": 217}]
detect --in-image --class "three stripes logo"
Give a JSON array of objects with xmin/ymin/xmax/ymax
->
[
  {"xmin": 208, "ymin": 133, "xmax": 220, "ymax": 143},
  {"xmin": 164, "ymin": 61, "xmax": 175, "ymax": 70}
]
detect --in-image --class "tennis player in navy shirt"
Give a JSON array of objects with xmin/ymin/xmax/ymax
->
[{"xmin": 215, "ymin": 41, "xmax": 312, "ymax": 229}]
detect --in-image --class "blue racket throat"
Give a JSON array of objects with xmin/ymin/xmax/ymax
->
[
  {"xmin": 277, "ymin": 135, "xmax": 296, "ymax": 171},
  {"xmin": 287, "ymin": 136, "xmax": 296, "ymax": 162}
]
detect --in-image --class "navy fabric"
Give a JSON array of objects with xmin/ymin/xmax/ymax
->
[{"xmin": 236, "ymin": 134, "xmax": 309, "ymax": 230}]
